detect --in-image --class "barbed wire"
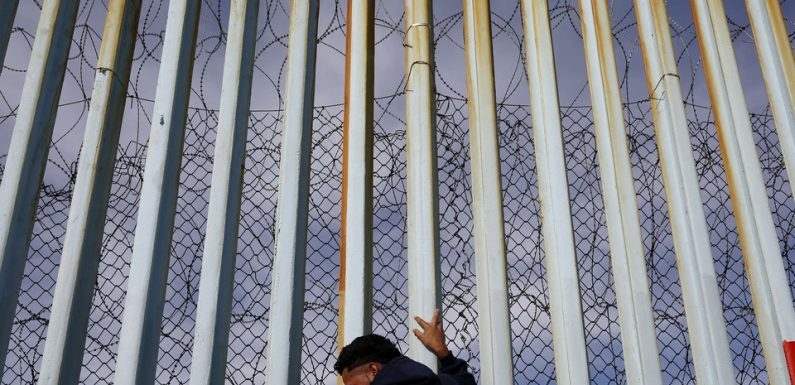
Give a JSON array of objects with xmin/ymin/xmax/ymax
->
[{"xmin": 1, "ymin": 0, "xmax": 793, "ymax": 384}]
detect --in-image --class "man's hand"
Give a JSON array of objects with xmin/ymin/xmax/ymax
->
[{"xmin": 413, "ymin": 308, "xmax": 450, "ymax": 360}]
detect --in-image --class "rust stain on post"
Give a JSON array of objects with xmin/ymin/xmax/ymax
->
[
  {"xmin": 97, "ymin": 0, "xmax": 141, "ymax": 70},
  {"xmin": 690, "ymin": 0, "xmax": 744, "ymax": 253},
  {"xmin": 338, "ymin": 0, "xmax": 375, "ymax": 355},
  {"xmin": 691, "ymin": 1, "xmax": 795, "ymax": 383},
  {"xmin": 765, "ymin": 0, "xmax": 795, "ymax": 95},
  {"xmin": 338, "ymin": 0, "xmax": 353, "ymax": 352}
]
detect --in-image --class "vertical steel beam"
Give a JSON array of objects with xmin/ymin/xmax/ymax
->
[
  {"xmin": 113, "ymin": 0, "xmax": 201, "ymax": 383},
  {"xmin": 518, "ymin": 1, "xmax": 588, "ymax": 384},
  {"xmin": 188, "ymin": 0, "xmax": 258, "ymax": 384},
  {"xmin": 339, "ymin": 0, "xmax": 375, "ymax": 346},
  {"xmin": 263, "ymin": 1, "xmax": 319, "ymax": 384},
  {"xmin": 746, "ymin": 0, "xmax": 795, "ymax": 191},
  {"xmin": 577, "ymin": 1, "xmax": 663, "ymax": 384},
  {"xmin": 37, "ymin": 1, "xmax": 141, "ymax": 384},
  {"xmin": 692, "ymin": 1, "xmax": 795, "ymax": 384},
  {"xmin": 0, "ymin": 0, "xmax": 20, "ymax": 76},
  {"xmin": 0, "ymin": 0, "xmax": 80, "ymax": 372},
  {"xmin": 404, "ymin": 0, "xmax": 442, "ymax": 372},
  {"xmin": 460, "ymin": 1, "xmax": 513, "ymax": 383},
  {"xmin": 634, "ymin": 1, "xmax": 736, "ymax": 383}
]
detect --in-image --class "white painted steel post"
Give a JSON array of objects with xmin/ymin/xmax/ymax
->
[
  {"xmin": 746, "ymin": 0, "xmax": 795, "ymax": 192},
  {"xmin": 0, "ymin": 0, "xmax": 20, "ymax": 76},
  {"xmin": 634, "ymin": 1, "xmax": 736, "ymax": 383},
  {"xmin": 518, "ymin": 2, "xmax": 588, "ymax": 384},
  {"xmin": 264, "ymin": 1, "xmax": 319, "ymax": 384},
  {"xmin": 188, "ymin": 0, "xmax": 258, "ymax": 384},
  {"xmin": 692, "ymin": 1, "xmax": 795, "ymax": 384},
  {"xmin": 577, "ymin": 1, "xmax": 663, "ymax": 384},
  {"xmin": 37, "ymin": 1, "xmax": 141, "ymax": 384},
  {"xmin": 461, "ymin": 1, "xmax": 513, "ymax": 383},
  {"xmin": 0, "ymin": 0, "xmax": 80, "ymax": 372},
  {"xmin": 113, "ymin": 0, "xmax": 201, "ymax": 384},
  {"xmin": 339, "ymin": 0, "xmax": 375, "ymax": 346},
  {"xmin": 404, "ymin": 0, "xmax": 442, "ymax": 372}
]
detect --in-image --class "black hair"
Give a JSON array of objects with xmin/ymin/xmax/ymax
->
[{"xmin": 334, "ymin": 334, "xmax": 402, "ymax": 374}]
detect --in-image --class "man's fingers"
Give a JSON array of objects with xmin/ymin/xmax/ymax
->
[
  {"xmin": 433, "ymin": 308, "xmax": 445, "ymax": 329},
  {"xmin": 416, "ymin": 309, "xmax": 444, "ymax": 329},
  {"xmin": 430, "ymin": 308, "xmax": 440, "ymax": 324},
  {"xmin": 414, "ymin": 315, "xmax": 430, "ymax": 329},
  {"xmin": 413, "ymin": 328, "xmax": 429, "ymax": 343}
]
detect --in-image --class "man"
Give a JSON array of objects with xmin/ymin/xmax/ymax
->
[{"xmin": 334, "ymin": 309, "xmax": 476, "ymax": 385}]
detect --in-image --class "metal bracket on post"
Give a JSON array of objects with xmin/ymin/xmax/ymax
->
[
  {"xmin": 402, "ymin": 22, "xmax": 429, "ymax": 48},
  {"xmin": 403, "ymin": 60, "xmax": 429, "ymax": 93},
  {"xmin": 404, "ymin": 0, "xmax": 441, "ymax": 371}
]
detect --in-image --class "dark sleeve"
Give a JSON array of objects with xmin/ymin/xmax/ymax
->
[{"xmin": 437, "ymin": 354, "xmax": 477, "ymax": 385}]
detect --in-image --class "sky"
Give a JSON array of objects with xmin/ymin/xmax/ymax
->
[{"xmin": 0, "ymin": 0, "xmax": 794, "ymax": 384}]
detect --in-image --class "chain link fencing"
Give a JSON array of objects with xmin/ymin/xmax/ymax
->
[{"xmin": 1, "ymin": 0, "xmax": 794, "ymax": 384}]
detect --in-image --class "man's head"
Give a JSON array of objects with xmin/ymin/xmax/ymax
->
[{"xmin": 334, "ymin": 334, "xmax": 402, "ymax": 385}]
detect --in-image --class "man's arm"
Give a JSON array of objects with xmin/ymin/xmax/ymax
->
[
  {"xmin": 413, "ymin": 309, "xmax": 476, "ymax": 385},
  {"xmin": 437, "ymin": 354, "xmax": 476, "ymax": 385}
]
